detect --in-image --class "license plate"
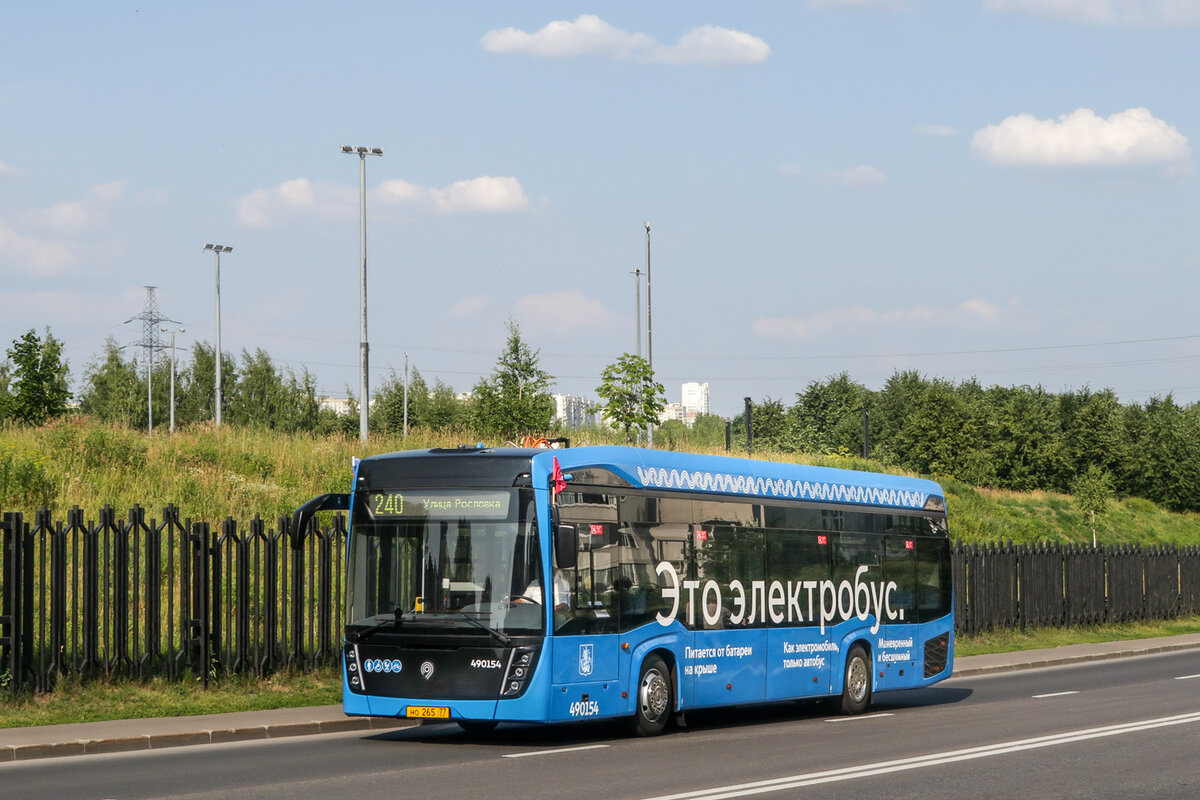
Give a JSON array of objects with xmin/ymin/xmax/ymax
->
[{"xmin": 405, "ymin": 705, "xmax": 450, "ymax": 719}]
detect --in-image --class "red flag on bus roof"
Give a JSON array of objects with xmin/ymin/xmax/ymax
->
[{"xmin": 551, "ymin": 456, "xmax": 567, "ymax": 496}]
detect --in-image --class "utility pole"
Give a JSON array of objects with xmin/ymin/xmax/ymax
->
[
  {"xmin": 161, "ymin": 327, "xmax": 185, "ymax": 433},
  {"xmin": 204, "ymin": 244, "xmax": 232, "ymax": 427},
  {"xmin": 632, "ymin": 267, "xmax": 642, "ymax": 358}
]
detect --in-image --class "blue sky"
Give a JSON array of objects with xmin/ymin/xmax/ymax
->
[{"xmin": 2, "ymin": 1, "xmax": 1198, "ymax": 418}]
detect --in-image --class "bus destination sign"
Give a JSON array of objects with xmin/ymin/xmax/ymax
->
[{"xmin": 368, "ymin": 489, "xmax": 511, "ymax": 520}]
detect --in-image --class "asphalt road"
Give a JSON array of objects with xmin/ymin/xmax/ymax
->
[{"xmin": 4, "ymin": 650, "xmax": 1199, "ymax": 800}]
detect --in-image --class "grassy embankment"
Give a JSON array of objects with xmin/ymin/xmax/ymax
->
[
  {"xmin": 5, "ymin": 417, "xmax": 1200, "ymax": 546},
  {"xmin": 2, "ymin": 418, "xmax": 1200, "ymax": 728}
]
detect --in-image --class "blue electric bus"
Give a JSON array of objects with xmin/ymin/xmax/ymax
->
[{"xmin": 294, "ymin": 445, "xmax": 953, "ymax": 735}]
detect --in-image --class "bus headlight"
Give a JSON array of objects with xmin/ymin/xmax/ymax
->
[{"xmin": 500, "ymin": 647, "xmax": 538, "ymax": 697}]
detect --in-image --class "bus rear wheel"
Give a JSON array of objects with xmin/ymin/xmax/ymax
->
[
  {"xmin": 633, "ymin": 655, "xmax": 673, "ymax": 736},
  {"xmin": 840, "ymin": 644, "xmax": 872, "ymax": 715}
]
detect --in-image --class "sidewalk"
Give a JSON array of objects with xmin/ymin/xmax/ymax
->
[{"xmin": 4, "ymin": 632, "xmax": 1199, "ymax": 763}]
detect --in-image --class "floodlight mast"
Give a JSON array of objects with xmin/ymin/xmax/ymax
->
[{"xmin": 341, "ymin": 144, "xmax": 383, "ymax": 443}]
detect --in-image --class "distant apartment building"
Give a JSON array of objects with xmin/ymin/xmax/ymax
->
[
  {"xmin": 319, "ymin": 396, "xmax": 351, "ymax": 416},
  {"xmin": 659, "ymin": 402, "xmax": 685, "ymax": 425},
  {"xmin": 681, "ymin": 381, "xmax": 710, "ymax": 417},
  {"xmin": 553, "ymin": 393, "xmax": 595, "ymax": 428},
  {"xmin": 660, "ymin": 381, "xmax": 711, "ymax": 427}
]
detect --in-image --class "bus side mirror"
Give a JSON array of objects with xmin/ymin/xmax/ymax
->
[
  {"xmin": 555, "ymin": 525, "xmax": 578, "ymax": 570},
  {"xmin": 291, "ymin": 493, "xmax": 350, "ymax": 548}
]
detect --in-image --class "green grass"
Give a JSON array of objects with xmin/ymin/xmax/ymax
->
[
  {"xmin": 955, "ymin": 615, "xmax": 1200, "ymax": 657},
  {"xmin": 0, "ymin": 668, "xmax": 342, "ymax": 729}
]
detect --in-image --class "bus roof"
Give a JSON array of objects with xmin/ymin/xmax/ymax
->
[{"xmin": 362, "ymin": 445, "xmax": 945, "ymax": 513}]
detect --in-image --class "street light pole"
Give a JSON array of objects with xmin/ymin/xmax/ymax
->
[
  {"xmin": 644, "ymin": 221, "xmax": 653, "ymax": 447},
  {"xmin": 341, "ymin": 144, "xmax": 383, "ymax": 444},
  {"xmin": 161, "ymin": 327, "xmax": 185, "ymax": 433},
  {"xmin": 204, "ymin": 243, "xmax": 232, "ymax": 427}
]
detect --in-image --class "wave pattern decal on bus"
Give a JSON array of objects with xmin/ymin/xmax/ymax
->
[{"xmin": 633, "ymin": 467, "xmax": 929, "ymax": 509}]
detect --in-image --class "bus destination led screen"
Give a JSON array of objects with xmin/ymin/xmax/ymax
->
[{"xmin": 367, "ymin": 489, "xmax": 511, "ymax": 520}]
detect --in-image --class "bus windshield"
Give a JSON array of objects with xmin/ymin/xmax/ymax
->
[{"xmin": 346, "ymin": 487, "xmax": 544, "ymax": 635}]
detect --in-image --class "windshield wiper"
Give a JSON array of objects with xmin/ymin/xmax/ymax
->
[
  {"xmin": 451, "ymin": 610, "xmax": 512, "ymax": 647},
  {"xmin": 347, "ymin": 607, "xmax": 405, "ymax": 644}
]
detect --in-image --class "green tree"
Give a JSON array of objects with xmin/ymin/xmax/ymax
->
[
  {"xmin": 1059, "ymin": 388, "xmax": 1128, "ymax": 489},
  {"xmin": 78, "ymin": 338, "xmax": 141, "ymax": 425},
  {"xmin": 595, "ymin": 353, "xmax": 665, "ymax": 444},
  {"xmin": 1071, "ymin": 464, "xmax": 1114, "ymax": 546},
  {"xmin": 690, "ymin": 413, "xmax": 729, "ymax": 449},
  {"xmin": 872, "ymin": 371, "xmax": 979, "ymax": 479},
  {"xmin": 986, "ymin": 385, "xmax": 1066, "ymax": 492},
  {"xmin": 789, "ymin": 373, "xmax": 871, "ymax": 456},
  {"xmin": 0, "ymin": 356, "xmax": 12, "ymax": 420},
  {"xmin": 226, "ymin": 349, "xmax": 319, "ymax": 431},
  {"xmin": 372, "ymin": 368, "xmax": 413, "ymax": 434},
  {"xmin": 426, "ymin": 378, "xmax": 466, "ymax": 431},
  {"xmin": 1124, "ymin": 396, "xmax": 1200, "ymax": 512},
  {"xmin": 177, "ymin": 342, "xmax": 237, "ymax": 425},
  {"xmin": 471, "ymin": 320, "xmax": 555, "ymax": 440},
  {"xmin": 6, "ymin": 328, "xmax": 70, "ymax": 426}
]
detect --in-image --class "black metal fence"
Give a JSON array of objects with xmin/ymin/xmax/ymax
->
[
  {"xmin": 953, "ymin": 540, "xmax": 1200, "ymax": 635},
  {"xmin": 5, "ymin": 507, "xmax": 1200, "ymax": 695},
  {"xmin": 2, "ymin": 506, "xmax": 344, "ymax": 695}
]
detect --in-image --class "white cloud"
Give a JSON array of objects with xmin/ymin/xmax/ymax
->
[
  {"xmin": 753, "ymin": 300, "xmax": 1003, "ymax": 341},
  {"xmin": 449, "ymin": 295, "xmax": 491, "ymax": 319},
  {"xmin": 972, "ymin": 107, "xmax": 1191, "ymax": 167},
  {"xmin": 237, "ymin": 174, "xmax": 529, "ymax": 227},
  {"xmin": 514, "ymin": 290, "xmax": 618, "ymax": 334},
  {"xmin": 0, "ymin": 161, "xmax": 16, "ymax": 176},
  {"xmin": 0, "ymin": 182, "xmax": 132, "ymax": 274},
  {"xmin": 482, "ymin": 15, "xmax": 653, "ymax": 59},
  {"xmin": 22, "ymin": 181, "xmax": 128, "ymax": 235},
  {"xmin": 915, "ymin": 123, "xmax": 959, "ymax": 137},
  {"xmin": 647, "ymin": 25, "xmax": 770, "ymax": 65},
  {"xmin": 236, "ymin": 178, "xmax": 346, "ymax": 228},
  {"xmin": 482, "ymin": 15, "xmax": 768, "ymax": 65},
  {"xmin": 0, "ymin": 219, "xmax": 75, "ymax": 275},
  {"xmin": 982, "ymin": 0, "xmax": 1200, "ymax": 26},
  {"xmin": 377, "ymin": 176, "xmax": 530, "ymax": 215}
]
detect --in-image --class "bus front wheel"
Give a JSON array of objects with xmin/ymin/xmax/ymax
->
[
  {"xmin": 840, "ymin": 644, "xmax": 872, "ymax": 715},
  {"xmin": 633, "ymin": 655, "xmax": 673, "ymax": 736}
]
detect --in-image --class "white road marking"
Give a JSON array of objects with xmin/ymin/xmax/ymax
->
[
  {"xmin": 1031, "ymin": 691, "xmax": 1079, "ymax": 698},
  {"xmin": 824, "ymin": 713, "xmax": 894, "ymax": 723},
  {"xmin": 502, "ymin": 744, "xmax": 610, "ymax": 759},
  {"xmin": 1175, "ymin": 674, "xmax": 1200, "ymax": 680},
  {"xmin": 642, "ymin": 711, "xmax": 1200, "ymax": 800}
]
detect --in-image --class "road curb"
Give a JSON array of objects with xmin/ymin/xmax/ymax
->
[
  {"xmin": 2, "ymin": 716, "xmax": 415, "ymax": 763},
  {"xmin": 951, "ymin": 640, "xmax": 1200, "ymax": 678}
]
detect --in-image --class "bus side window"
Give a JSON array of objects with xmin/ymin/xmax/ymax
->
[
  {"xmin": 766, "ymin": 529, "xmax": 828, "ymax": 627},
  {"xmin": 914, "ymin": 538, "xmax": 952, "ymax": 621},
  {"xmin": 883, "ymin": 536, "xmax": 917, "ymax": 622},
  {"xmin": 561, "ymin": 521, "xmax": 619, "ymax": 635},
  {"xmin": 615, "ymin": 495, "xmax": 689, "ymax": 631}
]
